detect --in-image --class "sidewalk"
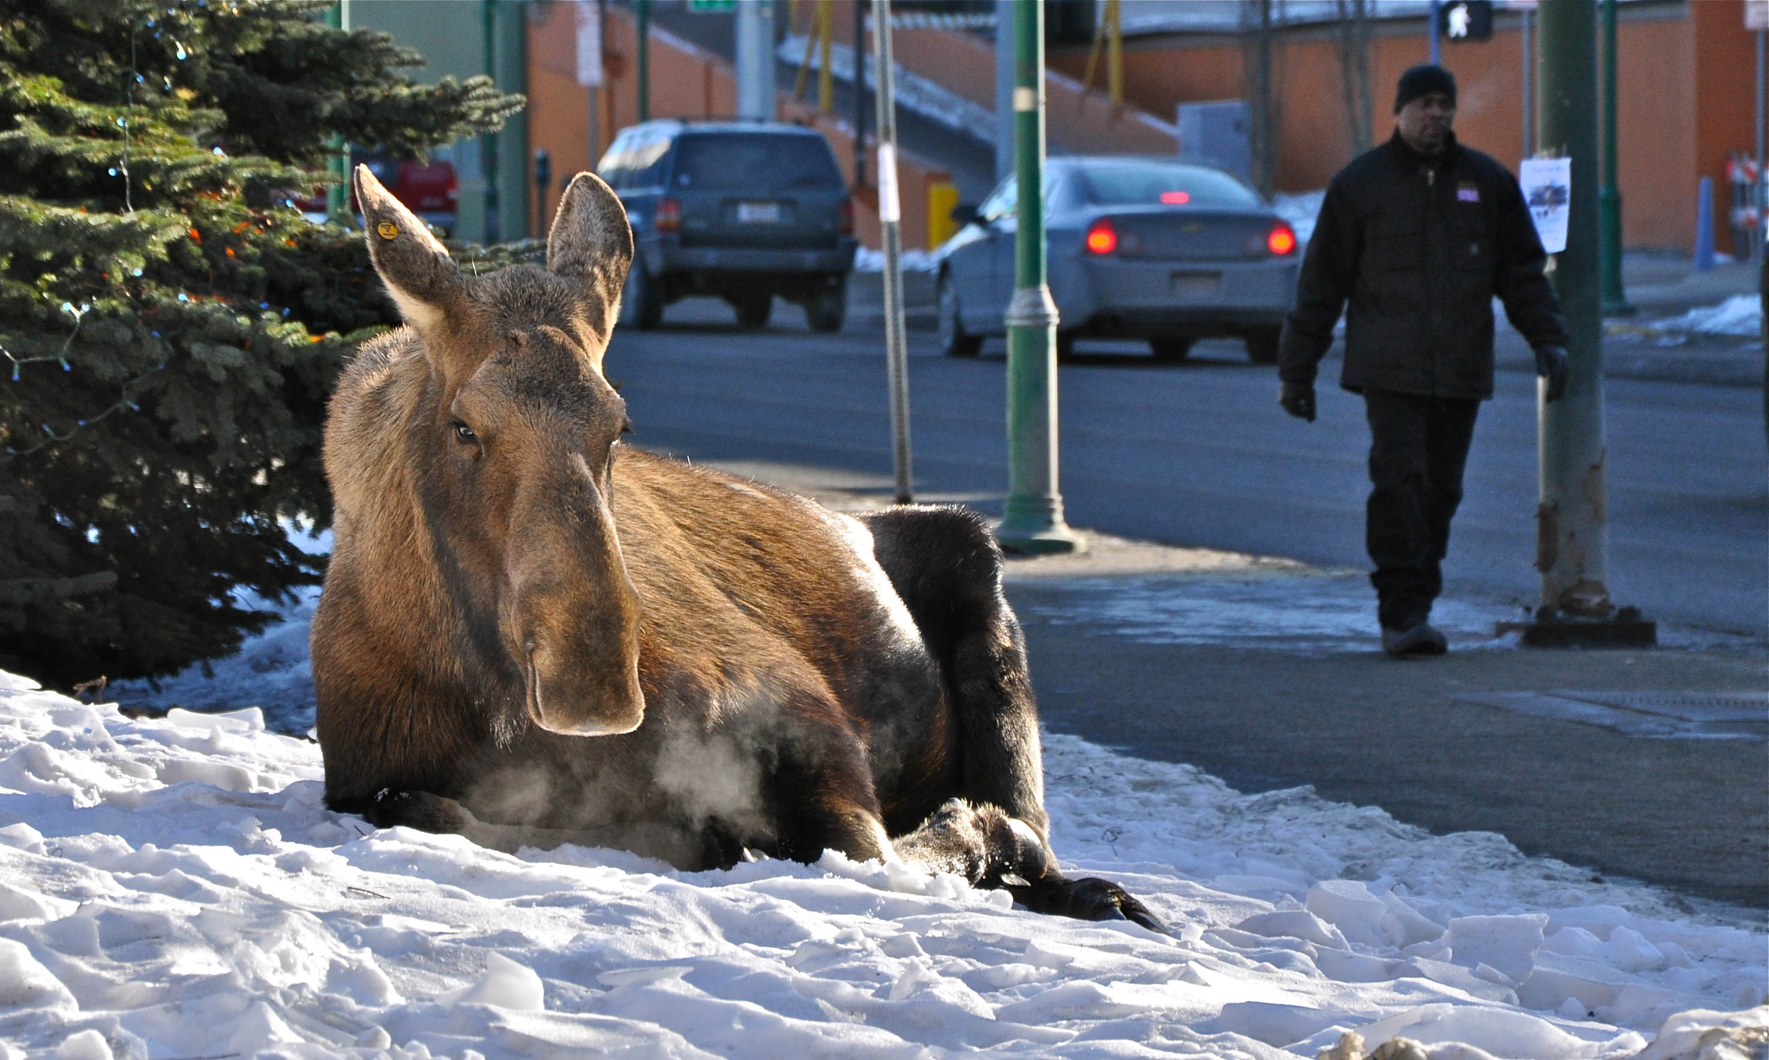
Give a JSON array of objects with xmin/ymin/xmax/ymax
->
[{"xmin": 715, "ymin": 459, "xmax": 1769, "ymax": 916}]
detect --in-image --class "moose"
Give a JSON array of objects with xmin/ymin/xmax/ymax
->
[{"xmin": 311, "ymin": 165, "xmax": 1158, "ymax": 930}]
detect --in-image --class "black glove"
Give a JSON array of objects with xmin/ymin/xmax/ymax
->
[
  {"xmin": 1279, "ymin": 380, "xmax": 1316, "ymax": 422},
  {"xmin": 1534, "ymin": 344, "xmax": 1568, "ymax": 403}
]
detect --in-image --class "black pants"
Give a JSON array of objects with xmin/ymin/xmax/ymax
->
[{"xmin": 1363, "ymin": 389, "xmax": 1481, "ymax": 630}]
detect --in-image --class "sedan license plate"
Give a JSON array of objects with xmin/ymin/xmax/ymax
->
[
  {"xmin": 1171, "ymin": 272, "xmax": 1222, "ymax": 300},
  {"xmin": 736, "ymin": 201, "xmax": 781, "ymax": 224}
]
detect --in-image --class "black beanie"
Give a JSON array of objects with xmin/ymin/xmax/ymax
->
[{"xmin": 1394, "ymin": 64, "xmax": 1457, "ymax": 113}]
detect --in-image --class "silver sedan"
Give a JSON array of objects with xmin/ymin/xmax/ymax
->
[{"xmin": 934, "ymin": 157, "xmax": 1300, "ymax": 363}]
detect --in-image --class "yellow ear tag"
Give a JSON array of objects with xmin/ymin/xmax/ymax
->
[{"xmin": 376, "ymin": 222, "xmax": 399, "ymax": 240}]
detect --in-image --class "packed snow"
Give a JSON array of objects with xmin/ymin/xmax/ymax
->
[
  {"xmin": 1638, "ymin": 295, "xmax": 1762, "ymax": 340},
  {"xmin": 5, "ymin": 592, "xmax": 1764, "ymax": 1056}
]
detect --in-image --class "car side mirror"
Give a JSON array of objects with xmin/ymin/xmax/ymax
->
[{"xmin": 950, "ymin": 203, "xmax": 980, "ymax": 227}]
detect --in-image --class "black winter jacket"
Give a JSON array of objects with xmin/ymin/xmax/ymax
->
[{"xmin": 1278, "ymin": 132, "xmax": 1568, "ymax": 400}]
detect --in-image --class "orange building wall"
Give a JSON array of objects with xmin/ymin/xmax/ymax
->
[
  {"xmin": 1049, "ymin": 5, "xmax": 1714, "ymax": 251},
  {"xmin": 1693, "ymin": 0, "xmax": 1762, "ymax": 254},
  {"xmin": 528, "ymin": 4, "xmax": 951, "ymax": 251}
]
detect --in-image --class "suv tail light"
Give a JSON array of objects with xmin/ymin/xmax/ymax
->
[
  {"xmin": 1085, "ymin": 217, "xmax": 1118, "ymax": 255},
  {"xmin": 1267, "ymin": 222, "xmax": 1297, "ymax": 256},
  {"xmin": 838, "ymin": 196, "xmax": 855, "ymax": 237},
  {"xmin": 655, "ymin": 196, "xmax": 682, "ymax": 234}
]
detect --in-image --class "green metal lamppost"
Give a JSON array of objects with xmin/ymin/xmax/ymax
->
[
  {"xmin": 1530, "ymin": 0, "xmax": 1652, "ymax": 645},
  {"xmin": 996, "ymin": 0, "xmax": 1083, "ymax": 554},
  {"xmin": 325, "ymin": 1, "xmax": 350, "ymax": 223},
  {"xmin": 1598, "ymin": 0, "xmax": 1632, "ymax": 314}
]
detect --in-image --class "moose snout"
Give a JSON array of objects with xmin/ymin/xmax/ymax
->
[
  {"xmin": 504, "ymin": 493, "xmax": 646, "ymax": 736},
  {"xmin": 526, "ymin": 640, "xmax": 646, "ymax": 736}
]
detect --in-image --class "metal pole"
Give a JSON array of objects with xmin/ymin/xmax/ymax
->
[
  {"xmin": 326, "ymin": 1, "xmax": 351, "ymax": 222},
  {"xmin": 636, "ymin": 0, "xmax": 650, "ymax": 123},
  {"xmin": 1598, "ymin": 0, "xmax": 1631, "ymax": 313},
  {"xmin": 871, "ymin": 0, "xmax": 912, "ymax": 504},
  {"xmin": 1520, "ymin": 7, "xmax": 1531, "ymax": 163},
  {"xmin": 737, "ymin": 0, "xmax": 776, "ymax": 121},
  {"xmin": 853, "ymin": 0, "xmax": 867, "ymax": 188},
  {"xmin": 1429, "ymin": 0, "xmax": 1441, "ymax": 64},
  {"xmin": 995, "ymin": 0, "xmax": 1015, "ymax": 182},
  {"xmin": 998, "ymin": 0, "xmax": 1082, "ymax": 554},
  {"xmin": 1531, "ymin": 0, "xmax": 1648, "ymax": 645}
]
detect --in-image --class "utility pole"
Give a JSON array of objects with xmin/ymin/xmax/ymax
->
[
  {"xmin": 1598, "ymin": 0, "xmax": 1631, "ymax": 314},
  {"xmin": 995, "ymin": 0, "xmax": 1014, "ymax": 182},
  {"xmin": 871, "ymin": 0, "xmax": 912, "ymax": 504},
  {"xmin": 997, "ymin": 0, "xmax": 1082, "ymax": 554},
  {"xmin": 637, "ymin": 0, "xmax": 650, "ymax": 123},
  {"xmin": 325, "ymin": 1, "xmax": 350, "ymax": 223},
  {"xmin": 736, "ymin": 0, "xmax": 776, "ymax": 121},
  {"xmin": 1529, "ymin": 0, "xmax": 1652, "ymax": 647},
  {"xmin": 1429, "ymin": 0, "xmax": 1442, "ymax": 64}
]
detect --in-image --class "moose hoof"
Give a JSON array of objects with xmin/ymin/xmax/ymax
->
[
  {"xmin": 364, "ymin": 789, "xmax": 474, "ymax": 834},
  {"xmin": 1010, "ymin": 874, "xmax": 1168, "ymax": 935}
]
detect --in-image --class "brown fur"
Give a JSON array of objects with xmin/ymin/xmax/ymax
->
[{"xmin": 311, "ymin": 166, "xmax": 1158, "ymax": 928}]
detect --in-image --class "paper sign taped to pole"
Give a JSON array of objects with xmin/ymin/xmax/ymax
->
[
  {"xmin": 1520, "ymin": 157, "xmax": 1571, "ymax": 254},
  {"xmin": 1747, "ymin": 0, "xmax": 1769, "ymax": 32}
]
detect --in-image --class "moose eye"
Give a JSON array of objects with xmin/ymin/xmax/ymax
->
[{"xmin": 451, "ymin": 421, "xmax": 478, "ymax": 444}]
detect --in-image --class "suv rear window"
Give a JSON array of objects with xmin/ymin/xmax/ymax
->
[
  {"xmin": 670, "ymin": 134, "xmax": 843, "ymax": 194},
  {"xmin": 1079, "ymin": 162, "xmax": 1260, "ymax": 209}
]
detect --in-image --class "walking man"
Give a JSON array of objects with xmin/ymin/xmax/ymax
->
[{"xmin": 1278, "ymin": 64, "xmax": 1569, "ymax": 657}]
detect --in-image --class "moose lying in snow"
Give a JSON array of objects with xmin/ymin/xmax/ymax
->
[{"xmin": 311, "ymin": 165, "xmax": 1158, "ymax": 930}]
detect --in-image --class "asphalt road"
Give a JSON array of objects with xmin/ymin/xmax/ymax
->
[{"xmin": 606, "ymin": 299, "xmax": 1768, "ymax": 640}]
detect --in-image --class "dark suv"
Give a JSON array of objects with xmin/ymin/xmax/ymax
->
[{"xmin": 597, "ymin": 120, "xmax": 857, "ymax": 332}]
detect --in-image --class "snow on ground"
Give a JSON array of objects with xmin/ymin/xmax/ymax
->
[
  {"xmin": 7, "ymin": 584, "xmax": 1765, "ymax": 1057},
  {"xmin": 1637, "ymin": 295, "xmax": 1762, "ymax": 340}
]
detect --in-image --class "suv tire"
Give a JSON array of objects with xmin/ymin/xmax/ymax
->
[
  {"xmin": 807, "ymin": 282, "xmax": 846, "ymax": 333},
  {"xmin": 1244, "ymin": 327, "xmax": 1280, "ymax": 365},
  {"xmin": 621, "ymin": 263, "xmax": 663, "ymax": 331},
  {"xmin": 937, "ymin": 271, "xmax": 983, "ymax": 358}
]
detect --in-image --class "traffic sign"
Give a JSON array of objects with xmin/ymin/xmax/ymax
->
[
  {"xmin": 688, "ymin": 0, "xmax": 735, "ymax": 11},
  {"xmin": 1748, "ymin": 0, "xmax": 1769, "ymax": 31},
  {"xmin": 1440, "ymin": 0, "xmax": 1494, "ymax": 43}
]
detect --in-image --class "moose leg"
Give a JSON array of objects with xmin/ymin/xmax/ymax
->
[
  {"xmin": 893, "ymin": 799, "xmax": 1166, "ymax": 933},
  {"xmin": 862, "ymin": 507, "xmax": 1047, "ymax": 835}
]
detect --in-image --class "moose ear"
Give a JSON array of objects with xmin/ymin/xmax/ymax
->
[
  {"xmin": 545, "ymin": 172, "xmax": 634, "ymax": 336},
  {"xmin": 354, "ymin": 164, "xmax": 463, "ymax": 335}
]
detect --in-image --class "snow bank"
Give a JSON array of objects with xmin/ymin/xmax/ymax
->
[
  {"xmin": 1, "ymin": 668, "xmax": 1761, "ymax": 1058},
  {"xmin": 1641, "ymin": 295, "xmax": 1762, "ymax": 339}
]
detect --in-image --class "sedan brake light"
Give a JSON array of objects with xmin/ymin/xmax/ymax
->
[
  {"xmin": 655, "ymin": 196, "xmax": 682, "ymax": 234},
  {"xmin": 1267, "ymin": 222, "xmax": 1297, "ymax": 256},
  {"xmin": 838, "ymin": 196, "xmax": 855, "ymax": 237},
  {"xmin": 1085, "ymin": 217, "xmax": 1118, "ymax": 255}
]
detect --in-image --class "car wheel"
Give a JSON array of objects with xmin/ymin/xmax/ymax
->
[
  {"xmin": 1149, "ymin": 337, "xmax": 1195, "ymax": 362},
  {"xmin": 807, "ymin": 282, "xmax": 846, "ymax": 333},
  {"xmin": 733, "ymin": 293, "xmax": 772, "ymax": 330},
  {"xmin": 620, "ymin": 263, "xmax": 663, "ymax": 331},
  {"xmin": 936, "ymin": 271, "xmax": 982, "ymax": 357},
  {"xmin": 1244, "ymin": 327, "xmax": 1281, "ymax": 365}
]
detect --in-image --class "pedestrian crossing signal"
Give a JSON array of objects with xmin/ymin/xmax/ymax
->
[{"xmin": 1440, "ymin": 0, "xmax": 1494, "ymax": 43}]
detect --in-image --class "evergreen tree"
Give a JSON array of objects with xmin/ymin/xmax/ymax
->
[{"xmin": 0, "ymin": 0, "xmax": 522, "ymax": 689}]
